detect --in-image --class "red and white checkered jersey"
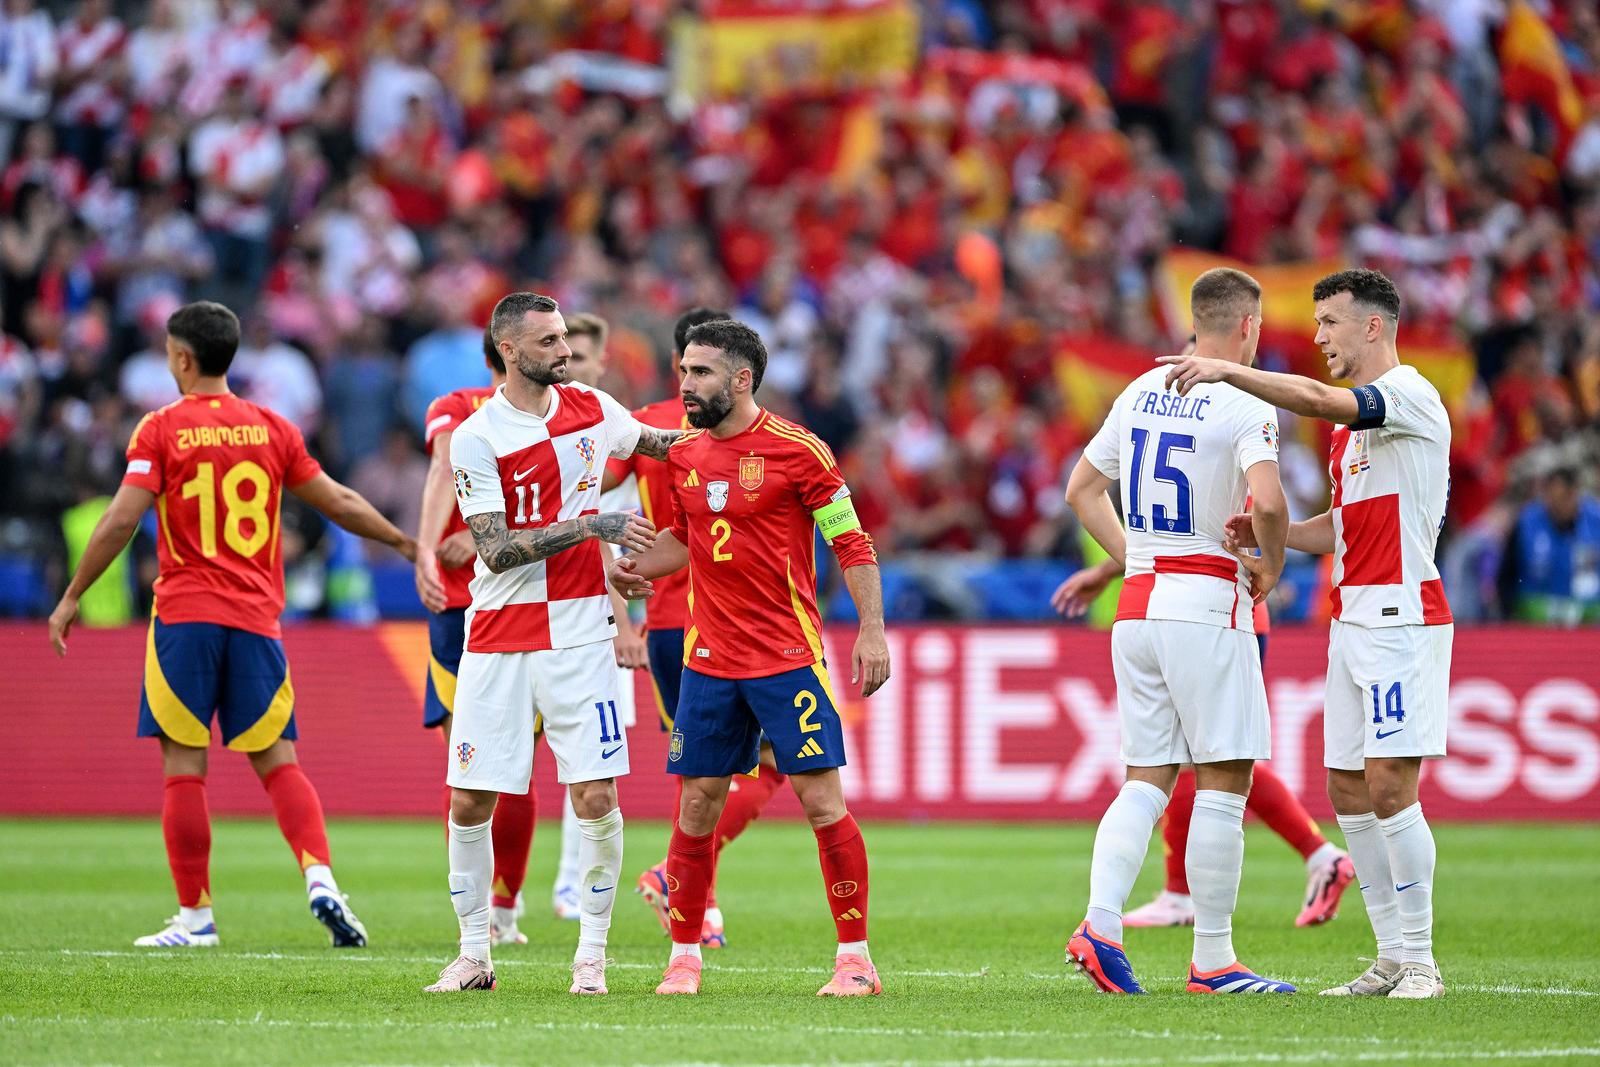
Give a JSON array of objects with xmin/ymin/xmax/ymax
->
[
  {"xmin": 55, "ymin": 16, "xmax": 125, "ymax": 126},
  {"xmin": 1083, "ymin": 366, "xmax": 1280, "ymax": 632},
  {"xmin": 451, "ymin": 382, "xmax": 644, "ymax": 654},
  {"xmin": 1329, "ymin": 364, "xmax": 1453, "ymax": 628}
]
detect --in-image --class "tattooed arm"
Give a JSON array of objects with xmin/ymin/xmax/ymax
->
[
  {"xmin": 467, "ymin": 511, "xmax": 657, "ymax": 574},
  {"xmin": 631, "ymin": 424, "xmax": 683, "ymax": 460}
]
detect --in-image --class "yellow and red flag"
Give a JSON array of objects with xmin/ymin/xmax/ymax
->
[{"xmin": 1499, "ymin": 0, "xmax": 1584, "ymax": 160}]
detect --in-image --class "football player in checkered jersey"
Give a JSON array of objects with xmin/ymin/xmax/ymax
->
[
  {"xmin": 423, "ymin": 293, "xmax": 680, "ymax": 996},
  {"xmin": 1161, "ymin": 268, "xmax": 1452, "ymax": 999}
]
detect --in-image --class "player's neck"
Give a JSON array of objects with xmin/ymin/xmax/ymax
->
[
  {"xmin": 185, "ymin": 374, "xmax": 230, "ymax": 396},
  {"xmin": 1189, "ymin": 339, "xmax": 1248, "ymax": 365},
  {"xmin": 1350, "ymin": 347, "xmax": 1401, "ymax": 387},
  {"xmin": 707, "ymin": 401, "xmax": 761, "ymax": 440},
  {"xmin": 503, "ymin": 375, "xmax": 555, "ymax": 418}
]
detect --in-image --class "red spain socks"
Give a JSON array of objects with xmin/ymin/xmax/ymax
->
[
  {"xmin": 261, "ymin": 763, "xmax": 331, "ymax": 871},
  {"xmin": 1162, "ymin": 770, "xmax": 1196, "ymax": 895},
  {"xmin": 490, "ymin": 789, "xmax": 536, "ymax": 908},
  {"xmin": 665, "ymin": 825, "xmax": 715, "ymax": 944},
  {"xmin": 814, "ymin": 813, "xmax": 869, "ymax": 943},
  {"xmin": 163, "ymin": 775, "xmax": 211, "ymax": 908},
  {"xmin": 1247, "ymin": 764, "xmax": 1327, "ymax": 859}
]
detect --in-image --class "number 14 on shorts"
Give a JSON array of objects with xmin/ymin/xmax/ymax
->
[{"xmin": 1370, "ymin": 682, "xmax": 1406, "ymax": 734}]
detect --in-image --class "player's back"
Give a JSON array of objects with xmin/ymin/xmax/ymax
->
[
  {"xmin": 1083, "ymin": 367, "xmax": 1279, "ymax": 632},
  {"xmin": 124, "ymin": 392, "xmax": 323, "ymax": 638}
]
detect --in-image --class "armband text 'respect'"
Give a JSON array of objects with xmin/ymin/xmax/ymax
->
[{"xmin": 813, "ymin": 495, "xmax": 862, "ymax": 543}]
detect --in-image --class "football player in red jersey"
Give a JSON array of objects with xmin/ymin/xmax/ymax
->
[
  {"xmin": 47, "ymin": 301, "xmax": 416, "ymax": 949},
  {"xmin": 604, "ymin": 307, "xmax": 780, "ymax": 950},
  {"xmin": 413, "ymin": 325, "xmax": 540, "ymax": 946},
  {"xmin": 609, "ymin": 319, "xmax": 891, "ymax": 997}
]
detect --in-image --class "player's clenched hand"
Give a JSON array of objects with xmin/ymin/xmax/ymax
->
[
  {"xmin": 608, "ymin": 555, "xmax": 654, "ymax": 600},
  {"xmin": 1224, "ymin": 512, "xmax": 1257, "ymax": 550},
  {"xmin": 1228, "ymin": 544, "xmax": 1280, "ymax": 604},
  {"xmin": 437, "ymin": 530, "xmax": 476, "ymax": 569},
  {"xmin": 1051, "ymin": 567, "xmax": 1112, "ymax": 619},
  {"xmin": 613, "ymin": 628, "xmax": 649, "ymax": 670},
  {"xmin": 591, "ymin": 512, "xmax": 655, "ymax": 553},
  {"xmin": 414, "ymin": 550, "xmax": 448, "ymax": 613},
  {"xmin": 852, "ymin": 627, "xmax": 890, "ymax": 698},
  {"xmin": 1156, "ymin": 354, "xmax": 1231, "ymax": 396},
  {"xmin": 47, "ymin": 595, "xmax": 79, "ymax": 657}
]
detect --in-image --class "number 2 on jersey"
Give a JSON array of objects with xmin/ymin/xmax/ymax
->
[
  {"xmin": 180, "ymin": 460, "xmax": 272, "ymax": 558},
  {"xmin": 710, "ymin": 518, "xmax": 734, "ymax": 561},
  {"xmin": 1127, "ymin": 429, "xmax": 1195, "ymax": 535}
]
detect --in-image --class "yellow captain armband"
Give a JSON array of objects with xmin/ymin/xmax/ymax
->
[{"xmin": 813, "ymin": 491, "xmax": 862, "ymax": 544}]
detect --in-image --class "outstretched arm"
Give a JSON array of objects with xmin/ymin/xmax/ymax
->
[
  {"xmin": 467, "ymin": 510, "xmax": 655, "ymax": 574},
  {"xmin": 290, "ymin": 472, "xmax": 416, "ymax": 561},
  {"xmin": 1226, "ymin": 508, "xmax": 1336, "ymax": 556},
  {"xmin": 1158, "ymin": 356, "xmax": 1360, "ymax": 423},
  {"xmin": 632, "ymin": 425, "xmax": 683, "ymax": 460},
  {"xmin": 48, "ymin": 485, "xmax": 153, "ymax": 656}
]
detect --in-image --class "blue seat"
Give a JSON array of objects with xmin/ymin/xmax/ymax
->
[{"xmin": 0, "ymin": 555, "xmax": 48, "ymax": 617}]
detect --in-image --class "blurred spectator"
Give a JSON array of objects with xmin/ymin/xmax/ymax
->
[
  {"xmin": 232, "ymin": 314, "xmax": 321, "ymax": 436},
  {"xmin": 347, "ymin": 426, "xmax": 427, "ymax": 561},
  {"xmin": 0, "ymin": 0, "xmax": 58, "ymax": 162},
  {"xmin": 1498, "ymin": 466, "xmax": 1600, "ymax": 625},
  {"xmin": 188, "ymin": 74, "xmax": 284, "ymax": 308}
]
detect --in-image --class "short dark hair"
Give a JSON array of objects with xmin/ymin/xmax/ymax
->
[
  {"xmin": 489, "ymin": 292, "xmax": 559, "ymax": 347},
  {"xmin": 684, "ymin": 319, "xmax": 767, "ymax": 393},
  {"xmin": 673, "ymin": 306, "xmax": 730, "ymax": 357},
  {"xmin": 1190, "ymin": 268, "xmax": 1261, "ymax": 336},
  {"xmin": 1312, "ymin": 268, "xmax": 1401, "ymax": 324},
  {"xmin": 167, "ymin": 301, "xmax": 240, "ymax": 377},
  {"xmin": 482, "ymin": 325, "xmax": 504, "ymax": 376}
]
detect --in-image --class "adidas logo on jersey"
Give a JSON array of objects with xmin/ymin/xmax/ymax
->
[
  {"xmin": 796, "ymin": 738, "xmax": 824, "ymax": 759},
  {"xmin": 683, "ymin": 470, "xmax": 700, "ymax": 488}
]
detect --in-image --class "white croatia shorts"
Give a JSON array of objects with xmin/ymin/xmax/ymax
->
[
  {"xmin": 447, "ymin": 638, "xmax": 629, "ymax": 792},
  {"xmin": 1324, "ymin": 620, "xmax": 1452, "ymax": 771},
  {"xmin": 1111, "ymin": 619, "xmax": 1271, "ymax": 766}
]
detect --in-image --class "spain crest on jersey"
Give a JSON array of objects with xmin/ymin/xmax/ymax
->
[
  {"xmin": 739, "ymin": 456, "xmax": 765, "ymax": 490},
  {"xmin": 669, "ymin": 730, "xmax": 684, "ymax": 762},
  {"xmin": 707, "ymin": 480, "xmax": 729, "ymax": 512}
]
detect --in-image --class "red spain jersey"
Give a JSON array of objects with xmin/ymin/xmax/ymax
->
[
  {"xmin": 606, "ymin": 397, "xmax": 690, "ymax": 631},
  {"xmin": 122, "ymin": 392, "xmax": 322, "ymax": 638},
  {"xmin": 424, "ymin": 385, "xmax": 495, "ymax": 611},
  {"xmin": 667, "ymin": 410, "xmax": 877, "ymax": 679}
]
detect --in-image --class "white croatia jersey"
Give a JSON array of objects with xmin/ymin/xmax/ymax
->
[
  {"xmin": 1083, "ymin": 366, "xmax": 1279, "ymax": 632},
  {"xmin": 1329, "ymin": 364, "xmax": 1453, "ymax": 628},
  {"xmin": 451, "ymin": 382, "xmax": 643, "ymax": 653}
]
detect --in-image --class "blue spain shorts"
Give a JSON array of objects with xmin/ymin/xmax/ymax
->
[
  {"xmin": 668, "ymin": 663, "xmax": 846, "ymax": 778},
  {"xmin": 137, "ymin": 617, "xmax": 297, "ymax": 752},
  {"xmin": 423, "ymin": 608, "xmax": 466, "ymax": 728},
  {"xmin": 646, "ymin": 628, "xmax": 683, "ymax": 731}
]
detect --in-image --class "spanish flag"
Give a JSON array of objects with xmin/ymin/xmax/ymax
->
[{"xmin": 1500, "ymin": 0, "xmax": 1584, "ymax": 160}]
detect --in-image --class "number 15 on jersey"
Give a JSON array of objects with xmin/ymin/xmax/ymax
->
[{"xmin": 1127, "ymin": 428, "xmax": 1195, "ymax": 536}]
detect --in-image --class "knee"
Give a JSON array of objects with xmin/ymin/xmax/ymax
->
[
  {"xmin": 678, "ymin": 782, "xmax": 724, "ymax": 834},
  {"xmin": 1366, "ymin": 778, "xmax": 1413, "ymax": 820},
  {"xmin": 791, "ymin": 776, "xmax": 847, "ymax": 828},
  {"xmin": 570, "ymin": 780, "xmax": 618, "ymax": 820},
  {"xmin": 450, "ymin": 790, "xmax": 497, "ymax": 826},
  {"xmin": 1325, "ymin": 770, "xmax": 1367, "ymax": 815}
]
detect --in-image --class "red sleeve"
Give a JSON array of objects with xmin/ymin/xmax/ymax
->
[
  {"xmin": 275, "ymin": 413, "xmax": 322, "ymax": 487},
  {"xmin": 789, "ymin": 437, "xmax": 878, "ymax": 569},
  {"xmin": 424, "ymin": 393, "xmax": 469, "ymax": 455},
  {"xmin": 122, "ymin": 410, "xmax": 166, "ymax": 493},
  {"xmin": 606, "ymin": 455, "xmax": 632, "ymax": 483},
  {"xmin": 667, "ymin": 450, "xmax": 689, "ymax": 545}
]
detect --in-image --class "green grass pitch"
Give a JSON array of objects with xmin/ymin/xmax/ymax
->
[{"xmin": 2, "ymin": 818, "xmax": 1597, "ymax": 1066}]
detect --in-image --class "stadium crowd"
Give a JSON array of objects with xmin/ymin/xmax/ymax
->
[{"xmin": 0, "ymin": 0, "xmax": 1597, "ymax": 624}]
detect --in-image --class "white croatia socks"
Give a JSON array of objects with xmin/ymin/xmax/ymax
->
[
  {"xmin": 558, "ymin": 791, "xmax": 582, "ymax": 892},
  {"xmin": 574, "ymin": 806, "xmax": 625, "ymax": 962},
  {"xmin": 1378, "ymin": 802, "xmax": 1437, "ymax": 968},
  {"xmin": 1336, "ymin": 811, "xmax": 1404, "ymax": 962},
  {"xmin": 1187, "ymin": 790, "xmax": 1247, "ymax": 972},
  {"xmin": 1086, "ymin": 780, "xmax": 1169, "ymax": 943},
  {"xmin": 448, "ymin": 817, "xmax": 494, "ymax": 962}
]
